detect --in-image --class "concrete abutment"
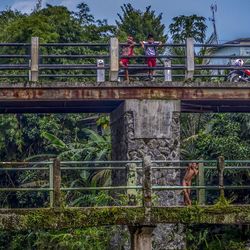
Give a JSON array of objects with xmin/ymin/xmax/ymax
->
[{"xmin": 111, "ymin": 99, "xmax": 185, "ymax": 250}]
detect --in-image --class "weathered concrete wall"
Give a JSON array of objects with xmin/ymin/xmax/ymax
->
[{"xmin": 111, "ymin": 99, "xmax": 185, "ymax": 250}]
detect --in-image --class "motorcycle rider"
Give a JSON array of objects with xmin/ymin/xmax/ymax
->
[
  {"xmin": 234, "ymin": 59, "xmax": 250, "ymax": 76},
  {"xmin": 227, "ymin": 58, "xmax": 250, "ymax": 82}
]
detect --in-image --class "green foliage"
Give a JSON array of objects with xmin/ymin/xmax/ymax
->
[
  {"xmin": 41, "ymin": 127, "xmax": 111, "ymax": 161},
  {"xmin": 181, "ymin": 113, "xmax": 250, "ymax": 160},
  {"xmin": 0, "ymin": 4, "xmax": 115, "ymax": 44},
  {"xmin": 0, "ymin": 227, "xmax": 113, "ymax": 250},
  {"xmin": 169, "ymin": 14, "xmax": 207, "ymax": 43},
  {"xmin": 187, "ymin": 225, "xmax": 248, "ymax": 250},
  {"xmin": 116, "ymin": 3, "xmax": 167, "ymax": 43}
]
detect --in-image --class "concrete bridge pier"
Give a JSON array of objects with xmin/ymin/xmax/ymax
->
[
  {"xmin": 129, "ymin": 226, "xmax": 156, "ymax": 250},
  {"xmin": 111, "ymin": 99, "xmax": 185, "ymax": 250}
]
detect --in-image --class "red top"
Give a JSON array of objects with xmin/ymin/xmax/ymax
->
[
  {"xmin": 244, "ymin": 69, "xmax": 250, "ymax": 76},
  {"xmin": 121, "ymin": 45, "xmax": 134, "ymax": 57}
]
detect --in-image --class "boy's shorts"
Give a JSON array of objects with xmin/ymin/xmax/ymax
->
[
  {"xmin": 120, "ymin": 58, "xmax": 129, "ymax": 67},
  {"xmin": 147, "ymin": 57, "xmax": 156, "ymax": 67}
]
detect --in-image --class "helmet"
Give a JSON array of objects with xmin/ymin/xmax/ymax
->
[{"xmin": 234, "ymin": 59, "xmax": 244, "ymax": 67}]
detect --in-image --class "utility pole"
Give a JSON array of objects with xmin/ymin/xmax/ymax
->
[{"xmin": 209, "ymin": 3, "xmax": 219, "ymax": 44}]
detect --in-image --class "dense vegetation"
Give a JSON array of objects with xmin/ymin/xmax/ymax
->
[{"xmin": 0, "ymin": 1, "xmax": 249, "ymax": 249}]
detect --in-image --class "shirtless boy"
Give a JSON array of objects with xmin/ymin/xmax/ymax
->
[{"xmin": 182, "ymin": 162, "xmax": 199, "ymax": 206}]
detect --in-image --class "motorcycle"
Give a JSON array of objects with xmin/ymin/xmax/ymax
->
[{"xmin": 227, "ymin": 69, "xmax": 250, "ymax": 82}]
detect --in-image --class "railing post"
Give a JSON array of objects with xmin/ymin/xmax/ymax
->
[
  {"xmin": 128, "ymin": 156, "xmax": 154, "ymax": 250},
  {"xmin": 127, "ymin": 163, "xmax": 138, "ymax": 205},
  {"xmin": 185, "ymin": 37, "xmax": 194, "ymax": 80},
  {"xmin": 164, "ymin": 59, "xmax": 172, "ymax": 82},
  {"xmin": 109, "ymin": 37, "xmax": 119, "ymax": 81},
  {"xmin": 97, "ymin": 59, "xmax": 105, "ymax": 82},
  {"xmin": 49, "ymin": 158, "xmax": 61, "ymax": 208},
  {"xmin": 197, "ymin": 162, "xmax": 205, "ymax": 205},
  {"xmin": 217, "ymin": 156, "xmax": 225, "ymax": 199},
  {"xmin": 29, "ymin": 37, "xmax": 39, "ymax": 82},
  {"xmin": 142, "ymin": 156, "xmax": 152, "ymax": 225}
]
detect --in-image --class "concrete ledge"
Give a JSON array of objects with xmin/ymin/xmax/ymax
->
[
  {"xmin": 0, "ymin": 205, "xmax": 249, "ymax": 231},
  {"xmin": 1, "ymin": 82, "xmax": 250, "ymax": 112},
  {"xmin": 1, "ymin": 81, "xmax": 250, "ymax": 88}
]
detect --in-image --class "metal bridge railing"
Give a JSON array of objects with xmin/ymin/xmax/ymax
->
[
  {"xmin": 0, "ymin": 37, "xmax": 250, "ymax": 82},
  {"xmin": 0, "ymin": 156, "xmax": 250, "ymax": 208}
]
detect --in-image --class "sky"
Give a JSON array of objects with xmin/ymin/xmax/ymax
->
[{"xmin": 0, "ymin": 0, "xmax": 249, "ymax": 42}]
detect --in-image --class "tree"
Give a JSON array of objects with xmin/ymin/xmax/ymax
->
[
  {"xmin": 116, "ymin": 3, "xmax": 167, "ymax": 42},
  {"xmin": 74, "ymin": 2, "xmax": 94, "ymax": 25},
  {"xmin": 169, "ymin": 15, "xmax": 207, "ymax": 43}
]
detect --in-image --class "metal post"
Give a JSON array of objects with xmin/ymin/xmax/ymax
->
[
  {"xmin": 49, "ymin": 158, "xmax": 61, "ymax": 208},
  {"xmin": 142, "ymin": 156, "xmax": 152, "ymax": 208},
  {"xmin": 29, "ymin": 37, "xmax": 39, "ymax": 82},
  {"xmin": 109, "ymin": 37, "xmax": 119, "ymax": 81},
  {"xmin": 97, "ymin": 59, "xmax": 105, "ymax": 82},
  {"xmin": 53, "ymin": 158, "xmax": 61, "ymax": 208},
  {"xmin": 127, "ymin": 163, "xmax": 138, "ymax": 205},
  {"xmin": 217, "ymin": 156, "xmax": 225, "ymax": 199},
  {"xmin": 49, "ymin": 162, "xmax": 54, "ymax": 208},
  {"xmin": 185, "ymin": 37, "xmax": 194, "ymax": 80},
  {"xmin": 142, "ymin": 156, "xmax": 152, "ymax": 225},
  {"xmin": 164, "ymin": 59, "xmax": 172, "ymax": 82},
  {"xmin": 197, "ymin": 162, "xmax": 205, "ymax": 205}
]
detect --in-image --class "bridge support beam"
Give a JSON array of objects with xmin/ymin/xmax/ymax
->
[
  {"xmin": 129, "ymin": 226, "xmax": 156, "ymax": 250},
  {"xmin": 111, "ymin": 99, "xmax": 185, "ymax": 249}
]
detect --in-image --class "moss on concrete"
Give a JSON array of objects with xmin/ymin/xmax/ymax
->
[{"xmin": 0, "ymin": 205, "xmax": 250, "ymax": 231}]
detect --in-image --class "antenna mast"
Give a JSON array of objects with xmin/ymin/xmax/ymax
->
[{"xmin": 209, "ymin": 3, "xmax": 218, "ymax": 44}]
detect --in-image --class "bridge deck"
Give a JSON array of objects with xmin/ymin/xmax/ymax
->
[
  {"xmin": 1, "ymin": 82, "xmax": 250, "ymax": 113},
  {"xmin": 0, "ymin": 205, "xmax": 249, "ymax": 230}
]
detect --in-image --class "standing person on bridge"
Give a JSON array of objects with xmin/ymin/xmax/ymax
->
[
  {"xmin": 182, "ymin": 162, "xmax": 199, "ymax": 206},
  {"xmin": 140, "ymin": 34, "xmax": 162, "ymax": 81},
  {"xmin": 119, "ymin": 35, "xmax": 136, "ymax": 82}
]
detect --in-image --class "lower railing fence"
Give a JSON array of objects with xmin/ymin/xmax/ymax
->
[{"xmin": 0, "ymin": 156, "xmax": 249, "ymax": 208}]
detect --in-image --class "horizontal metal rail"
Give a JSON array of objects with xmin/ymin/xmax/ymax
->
[
  {"xmin": 60, "ymin": 160, "xmax": 142, "ymax": 164},
  {"xmin": 1, "ymin": 160, "xmax": 249, "ymax": 166},
  {"xmin": 153, "ymin": 185, "xmax": 250, "ymax": 190},
  {"xmin": 41, "ymin": 55, "xmax": 109, "ymax": 59},
  {"xmin": 126, "ymin": 66, "xmax": 186, "ymax": 70},
  {"xmin": 0, "ymin": 165, "xmax": 249, "ymax": 171},
  {"xmin": 1, "ymin": 185, "xmax": 250, "ymax": 192},
  {"xmin": 195, "ymin": 43, "xmax": 250, "ymax": 48},
  {"xmin": 0, "ymin": 75, "xmax": 28, "ymax": 78},
  {"xmin": 39, "ymin": 74, "xmax": 99, "ymax": 78},
  {"xmin": 40, "ymin": 43, "xmax": 109, "ymax": 47},
  {"xmin": 196, "ymin": 55, "xmax": 250, "ymax": 59},
  {"xmin": 0, "ymin": 167, "xmax": 49, "ymax": 171},
  {"xmin": 0, "ymin": 55, "xmax": 30, "ymax": 58},
  {"xmin": 0, "ymin": 43, "xmax": 30, "ymax": 47},
  {"xmin": 0, "ymin": 188, "xmax": 52, "ymax": 192},
  {"xmin": 61, "ymin": 186, "xmax": 142, "ymax": 191},
  {"xmin": 195, "ymin": 65, "xmax": 250, "ymax": 70},
  {"xmin": 120, "ymin": 55, "xmax": 186, "ymax": 59},
  {"xmin": 0, "ymin": 161, "xmax": 53, "ymax": 165},
  {"xmin": 39, "ymin": 64, "xmax": 109, "ymax": 70},
  {"xmin": 119, "ymin": 43, "xmax": 186, "ymax": 47},
  {"xmin": 0, "ymin": 64, "xmax": 29, "ymax": 70}
]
